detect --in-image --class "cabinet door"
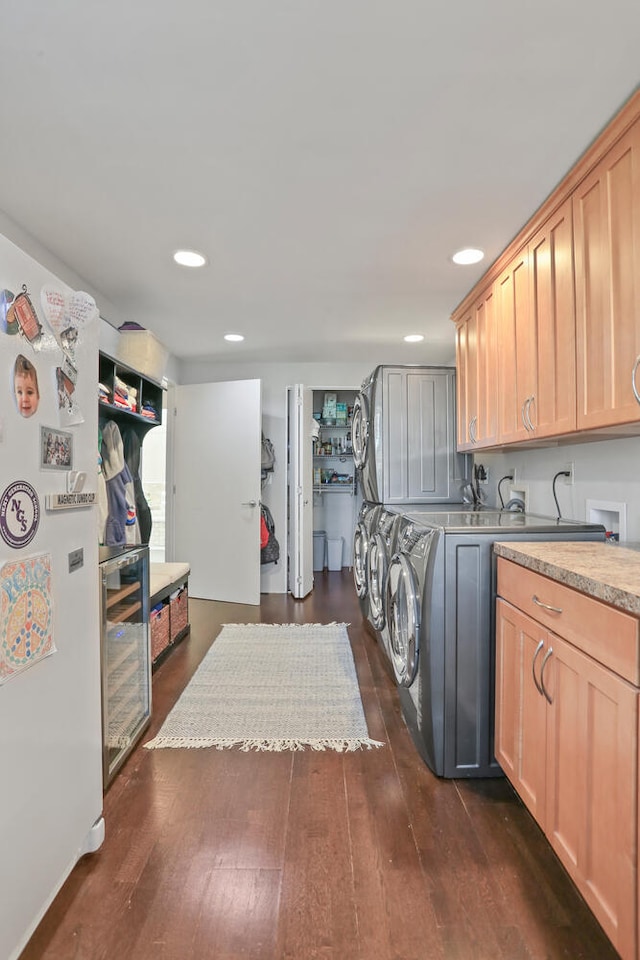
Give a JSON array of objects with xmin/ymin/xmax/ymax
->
[
  {"xmin": 454, "ymin": 315, "xmax": 472, "ymax": 450},
  {"xmin": 496, "ymin": 247, "xmax": 534, "ymax": 444},
  {"xmin": 453, "ymin": 286, "xmax": 497, "ymax": 450},
  {"xmin": 405, "ymin": 370, "xmax": 454, "ymax": 501},
  {"xmin": 529, "ymin": 199, "xmax": 577, "ymax": 438},
  {"xmin": 545, "ymin": 633, "xmax": 638, "ymax": 958},
  {"xmin": 573, "ymin": 116, "xmax": 640, "ymax": 430},
  {"xmin": 495, "ymin": 599, "xmax": 548, "ymax": 825},
  {"xmin": 473, "ymin": 284, "xmax": 498, "ymax": 447}
]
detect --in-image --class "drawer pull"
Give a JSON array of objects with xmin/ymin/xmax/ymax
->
[
  {"xmin": 532, "ymin": 595, "xmax": 562, "ymax": 615},
  {"xmin": 531, "ymin": 639, "xmax": 544, "ymax": 695},
  {"xmin": 540, "ymin": 646, "xmax": 553, "ymax": 704}
]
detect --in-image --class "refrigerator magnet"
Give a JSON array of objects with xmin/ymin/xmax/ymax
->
[
  {"xmin": 40, "ymin": 426, "xmax": 73, "ymax": 470},
  {"xmin": 0, "ymin": 289, "xmax": 18, "ymax": 336},
  {"xmin": 13, "ymin": 354, "xmax": 40, "ymax": 418},
  {"xmin": 9, "ymin": 285, "xmax": 42, "ymax": 345},
  {"xmin": 0, "ymin": 480, "xmax": 41, "ymax": 548}
]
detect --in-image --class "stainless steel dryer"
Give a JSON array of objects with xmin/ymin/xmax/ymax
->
[
  {"xmin": 352, "ymin": 501, "xmax": 382, "ymax": 625},
  {"xmin": 386, "ymin": 510, "xmax": 606, "ymax": 779},
  {"xmin": 352, "ymin": 365, "xmax": 469, "ymax": 505},
  {"xmin": 366, "ymin": 507, "xmax": 403, "ymax": 662}
]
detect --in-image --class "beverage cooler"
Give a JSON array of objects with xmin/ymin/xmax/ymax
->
[{"xmin": 99, "ymin": 545, "xmax": 151, "ymax": 787}]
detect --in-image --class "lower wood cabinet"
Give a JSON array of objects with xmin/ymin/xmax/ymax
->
[{"xmin": 495, "ymin": 558, "xmax": 639, "ymax": 959}]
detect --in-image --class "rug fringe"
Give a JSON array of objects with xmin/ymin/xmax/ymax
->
[
  {"xmin": 221, "ymin": 622, "xmax": 350, "ymax": 629},
  {"xmin": 144, "ymin": 735, "xmax": 384, "ymax": 752}
]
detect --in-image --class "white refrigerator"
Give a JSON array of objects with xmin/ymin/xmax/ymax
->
[{"xmin": 0, "ymin": 233, "xmax": 104, "ymax": 960}]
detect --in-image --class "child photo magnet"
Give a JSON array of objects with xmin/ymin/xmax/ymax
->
[{"xmin": 13, "ymin": 354, "xmax": 40, "ymax": 418}]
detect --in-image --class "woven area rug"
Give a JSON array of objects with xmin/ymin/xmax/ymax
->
[{"xmin": 144, "ymin": 622, "xmax": 384, "ymax": 752}]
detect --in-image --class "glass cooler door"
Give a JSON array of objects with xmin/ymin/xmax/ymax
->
[{"xmin": 100, "ymin": 546, "xmax": 151, "ymax": 787}]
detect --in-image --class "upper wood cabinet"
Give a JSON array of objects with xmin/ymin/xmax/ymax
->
[
  {"xmin": 451, "ymin": 89, "xmax": 640, "ymax": 450},
  {"xmin": 494, "ymin": 202, "xmax": 577, "ymax": 445},
  {"xmin": 454, "ymin": 283, "xmax": 498, "ymax": 450},
  {"xmin": 573, "ymin": 115, "xmax": 640, "ymax": 431},
  {"xmin": 528, "ymin": 199, "xmax": 577, "ymax": 438},
  {"xmin": 496, "ymin": 245, "xmax": 532, "ymax": 444}
]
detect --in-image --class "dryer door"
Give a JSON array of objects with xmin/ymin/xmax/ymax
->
[
  {"xmin": 386, "ymin": 553, "xmax": 420, "ymax": 687},
  {"xmin": 352, "ymin": 522, "xmax": 370, "ymax": 599},
  {"xmin": 352, "ymin": 392, "xmax": 369, "ymax": 470},
  {"xmin": 367, "ymin": 533, "xmax": 388, "ymax": 630}
]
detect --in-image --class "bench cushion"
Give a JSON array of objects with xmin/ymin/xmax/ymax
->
[{"xmin": 150, "ymin": 562, "xmax": 190, "ymax": 600}]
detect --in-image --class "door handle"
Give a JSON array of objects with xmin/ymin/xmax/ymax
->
[
  {"xmin": 241, "ymin": 500, "xmax": 257, "ymax": 507},
  {"xmin": 531, "ymin": 639, "xmax": 545, "ymax": 695},
  {"xmin": 632, "ymin": 355, "xmax": 640, "ymax": 406},
  {"xmin": 525, "ymin": 396, "xmax": 535, "ymax": 431},
  {"xmin": 540, "ymin": 646, "xmax": 553, "ymax": 704}
]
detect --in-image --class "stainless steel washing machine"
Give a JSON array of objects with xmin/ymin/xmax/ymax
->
[
  {"xmin": 386, "ymin": 510, "xmax": 606, "ymax": 779},
  {"xmin": 352, "ymin": 365, "xmax": 469, "ymax": 505},
  {"xmin": 352, "ymin": 501, "xmax": 382, "ymax": 625}
]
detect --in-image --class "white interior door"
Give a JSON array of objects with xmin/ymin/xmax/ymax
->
[
  {"xmin": 173, "ymin": 379, "xmax": 261, "ymax": 604},
  {"xmin": 289, "ymin": 384, "xmax": 314, "ymax": 598}
]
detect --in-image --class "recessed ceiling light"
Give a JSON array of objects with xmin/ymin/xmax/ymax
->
[
  {"xmin": 404, "ymin": 334, "xmax": 424, "ymax": 343},
  {"xmin": 224, "ymin": 333, "xmax": 244, "ymax": 342},
  {"xmin": 452, "ymin": 247, "xmax": 484, "ymax": 265},
  {"xmin": 173, "ymin": 249, "xmax": 207, "ymax": 267}
]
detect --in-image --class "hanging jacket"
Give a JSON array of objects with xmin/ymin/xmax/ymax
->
[
  {"xmin": 101, "ymin": 420, "xmax": 140, "ymax": 546},
  {"xmin": 122, "ymin": 426, "xmax": 153, "ymax": 544},
  {"xmin": 97, "ymin": 427, "xmax": 109, "ymax": 545}
]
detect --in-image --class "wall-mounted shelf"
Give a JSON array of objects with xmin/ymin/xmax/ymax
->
[{"xmin": 99, "ymin": 352, "xmax": 163, "ymax": 434}]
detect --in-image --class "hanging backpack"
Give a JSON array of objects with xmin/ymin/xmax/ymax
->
[
  {"xmin": 260, "ymin": 503, "xmax": 280, "ymax": 565},
  {"xmin": 261, "ymin": 434, "xmax": 276, "ymax": 472}
]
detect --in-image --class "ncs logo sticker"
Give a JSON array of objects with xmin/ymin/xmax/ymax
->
[{"xmin": 0, "ymin": 480, "xmax": 41, "ymax": 548}]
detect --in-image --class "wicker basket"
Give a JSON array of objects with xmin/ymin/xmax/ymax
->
[
  {"xmin": 151, "ymin": 602, "xmax": 170, "ymax": 661},
  {"xmin": 170, "ymin": 586, "xmax": 188, "ymax": 641}
]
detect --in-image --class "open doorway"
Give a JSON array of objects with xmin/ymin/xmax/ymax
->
[
  {"xmin": 288, "ymin": 385, "xmax": 362, "ymax": 597},
  {"xmin": 311, "ymin": 387, "xmax": 360, "ymax": 574},
  {"xmin": 141, "ymin": 388, "xmax": 168, "ymax": 562}
]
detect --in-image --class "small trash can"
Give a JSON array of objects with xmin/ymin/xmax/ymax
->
[
  {"xmin": 327, "ymin": 536, "xmax": 344, "ymax": 571},
  {"xmin": 313, "ymin": 530, "xmax": 327, "ymax": 571}
]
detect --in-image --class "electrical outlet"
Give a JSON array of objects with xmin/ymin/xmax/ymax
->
[
  {"xmin": 562, "ymin": 462, "xmax": 575, "ymax": 485},
  {"xmin": 507, "ymin": 466, "xmax": 517, "ymax": 484}
]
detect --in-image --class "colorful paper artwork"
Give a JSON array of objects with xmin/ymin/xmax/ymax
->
[
  {"xmin": 0, "ymin": 553, "xmax": 55, "ymax": 685},
  {"xmin": 40, "ymin": 285, "xmax": 98, "ymax": 358}
]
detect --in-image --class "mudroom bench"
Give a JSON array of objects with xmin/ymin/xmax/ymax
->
[{"xmin": 149, "ymin": 562, "xmax": 190, "ymax": 666}]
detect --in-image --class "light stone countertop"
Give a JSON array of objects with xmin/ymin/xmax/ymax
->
[{"xmin": 493, "ymin": 541, "xmax": 640, "ymax": 617}]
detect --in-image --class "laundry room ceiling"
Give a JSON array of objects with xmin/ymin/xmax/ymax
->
[{"xmin": 0, "ymin": 2, "xmax": 638, "ymax": 366}]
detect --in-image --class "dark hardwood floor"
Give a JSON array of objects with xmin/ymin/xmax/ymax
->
[{"xmin": 21, "ymin": 571, "xmax": 619, "ymax": 960}]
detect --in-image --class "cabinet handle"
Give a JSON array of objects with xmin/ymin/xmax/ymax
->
[
  {"xmin": 540, "ymin": 646, "xmax": 553, "ymax": 704},
  {"xmin": 531, "ymin": 639, "xmax": 545, "ymax": 695},
  {"xmin": 241, "ymin": 500, "xmax": 257, "ymax": 508},
  {"xmin": 632, "ymin": 355, "xmax": 640, "ymax": 406},
  {"xmin": 469, "ymin": 416, "xmax": 477, "ymax": 444},
  {"xmin": 532, "ymin": 594, "xmax": 562, "ymax": 615},
  {"xmin": 520, "ymin": 401, "xmax": 528, "ymax": 430},
  {"xmin": 525, "ymin": 395, "xmax": 536, "ymax": 431}
]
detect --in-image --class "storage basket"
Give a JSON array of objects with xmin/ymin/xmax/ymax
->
[
  {"xmin": 170, "ymin": 586, "xmax": 189, "ymax": 641},
  {"xmin": 150, "ymin": 602, "xmax": 170, "ymax": 661},
  {"xmin": 117, "ymin": 329, "xmax": 169, "ymax": 383}
]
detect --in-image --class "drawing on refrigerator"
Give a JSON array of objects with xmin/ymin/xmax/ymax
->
[{"xmin": 0, "ymin": 553, "xmax": 54, "ymax": 684}]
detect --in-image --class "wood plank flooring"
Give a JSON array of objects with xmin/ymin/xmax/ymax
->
[{"xmin": 20, "ymin": 571, "xmax": 620, "ymax": 960}]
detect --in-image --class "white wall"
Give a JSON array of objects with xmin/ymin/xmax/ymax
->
[
  {"xmin": 479, "ymin": 435, "xmax": 640, "ymax": 541},
  {"xmin": 179, "ymin": 359, "xmax": 375, "ymax": 592}
]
